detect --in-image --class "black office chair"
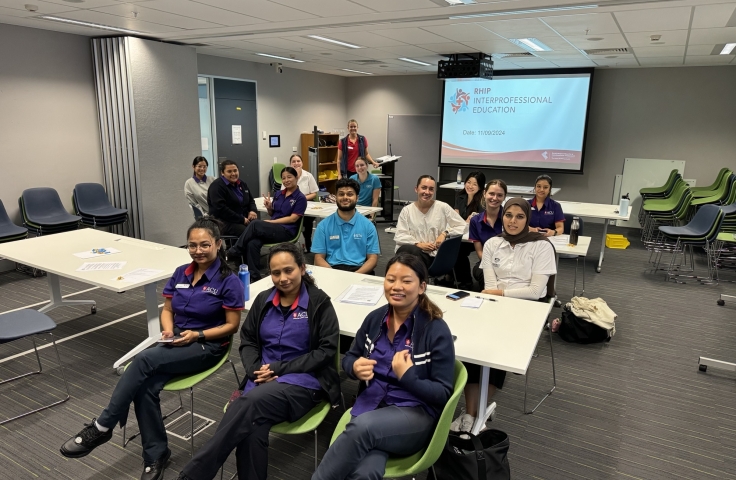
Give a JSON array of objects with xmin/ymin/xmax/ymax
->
[
  {"xmin": 428, "ymin": 235, "xmax": 463, "ymax": 287},
  {"xmin": 0, "ymin": 200, "xmax": 28, "ymax": 243},
  {"xmin": 73, "ymin": 183, "xmax": 128, "ymax": 228},
  {"xmin": 19, "ymin": 187, "xmax": 81, "ymax": 236}
]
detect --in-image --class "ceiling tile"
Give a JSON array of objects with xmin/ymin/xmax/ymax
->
[
  {"xmin": 613, "ymin": 7, "xmax": 692, "ymax": 33},
  {"xmin": 688, "ymin": 27, "xmax": 736, "ymax": 45},
  {"xmin": 375, "ymin": 27, "xmax": 449, "ymax": 44},
  {"xmin": 685, "ymin": 44, "xmax": 718, "ymax": 56},
  {"xmin": 624, "ymin": 30, "xmax": 688, "ymax": 47},
  {"xmin": 421, "ymin": 23, "xmax": 502, "ymax": 42},
  {"xmin": 93, "ymin": 4, "xmax": 221, "ymax": 29},
  {"xmin": 458, "ymin": 39, "xmax": 524, "ymax": 53},
  {"xmin": 684, "ymin": 55, "xmax": 735, "ymax": 65},
  {"xmin": 564, "ymin": 33, "xmax": 628, "ymax": 50},
  {"xmin": 56, "ymin": 9, "xmax": 183, "ymax": 33},
  {"xmin": 138, "ymin": 0, "xmax": 263, "ymax": 26},
  {"xmin": 477, "ymin": 18, "xmax": 555, "ymax": 38},
  {"xmin": 40, "ymin": 0, "xmax": 124, "ymax": 8},
  {"xmin": 347, "ymin": 48, "xmax": 398, "ymax": 60},
  {"xmin": 247, "ymin": 37, "xmax": 326, "ymax": 51},
  {"xmin": 373, "ymin": 45, "xmax": 437, "ymax": 57},
  {"xmin": 351, "ymin": 0, "xmax": 441, "ymax": 12},
  {"xmin": 633, "ymin": 45, "xmax": 685, "ymax": 58},
  {"xmin": 192, "ymin": 0, "xmax": 318, "ymax": 22},
  {"xmin": 419, "ymin": 42, "xmax": 473, "ymax": 54},
  {"xmin": 550, "ymin": 59, "xmax": 597, "ymax": 67},
  {"xmin": 325, "ymin": 31, "xmax": 407, "ymax": 48},
  {"xmin": 637, "ymin": 56, "xmax": 684, "ymax": 66},
  {"xmin": 541, "ymin": 13, "xmax": 620, "ymax": 35},
  {"xmin": 269, "ymin": 0, "xmax": 376, "ymax": 17},
  {"xmin": 303, "ymin": 50, "xmax": 376, "ymax": 61},
  {"xmin": 593, "ymin": 57, "xmax": 638, "ymax": 67},
  {"xmin": 692, "ymin": 4, "xmax": 736, "ymax": 29}
]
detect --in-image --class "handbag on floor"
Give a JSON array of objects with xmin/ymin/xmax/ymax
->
[
  {"xmin": 432, "ymin": 429, "xmax": 511, "ymax": 480},
  {"xmin": 557, "ymin": 307, "xmax": 610, "ymax": 344}
]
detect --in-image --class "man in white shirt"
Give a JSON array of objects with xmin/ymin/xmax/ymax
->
[{"xmin": 394, "ymin": 175, "xmax": 466, "ymax": 268}]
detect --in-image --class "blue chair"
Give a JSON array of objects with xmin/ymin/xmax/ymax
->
[
  {"xmin": 428, "ymin": 235, "xmax": 463, "ymax": 287},
  {"xmin": 0, "ymin": 309, "xmax": 70, "ymax": 425},
  {"xmin": 19, "ymin": 187, "xmax": 81, "ymax": 235},
  {"xmin": 73, "ymin": 183, "xmax": 128, "ymax": 228},
  {"xmin": 0, "ymin": 199, "xmax": 27, "ymax": 242},
  {"xmin": 189, "ymin": 204, "xmax": 204, "ymax": 220}
]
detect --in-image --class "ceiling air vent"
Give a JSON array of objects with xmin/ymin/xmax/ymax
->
[
  {"xmin": 348, "ymin": 59, "xmax": 385, "ymax": 65},
  {"xmin": 584, "ymin": 48, "xmax": 630, "ymax": 55},
  {"xmin": 494, "ymin": 52, "xmax": 535, "ymax": 58}
]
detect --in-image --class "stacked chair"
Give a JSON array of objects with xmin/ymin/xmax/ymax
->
[
  {"xmin": 0, "ymin": 200, "xmax": 28, "ymax": 244},
  {"xmin": 73, "ymin": 183, "xmax": 128, "ymax": 228},
  {"xmin": 19, "ymin": 187, "xmax": 81, "ymax": 236}
]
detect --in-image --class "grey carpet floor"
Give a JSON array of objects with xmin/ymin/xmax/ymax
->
[{"xmin": 1, "ymin": 223, "xmax": 735, "ymax": 479}]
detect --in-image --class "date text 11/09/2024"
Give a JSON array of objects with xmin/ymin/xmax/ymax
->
[{"xmin": 463, "ymin": 130, "xmax": 505, "ymax": 135}]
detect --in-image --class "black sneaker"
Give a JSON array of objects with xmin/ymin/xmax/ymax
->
[
  {"xmin": 141, "ymin": 448, "xmax": 171, "ymax": 480},
  {"xmin": 60, "ymin": 418, "xmax": 113, "ymax": 458}
]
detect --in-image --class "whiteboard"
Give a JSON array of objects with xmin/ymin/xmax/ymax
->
[{"xmin": 617, "ymin": 158, "xmax": 686, "ymax": 228}]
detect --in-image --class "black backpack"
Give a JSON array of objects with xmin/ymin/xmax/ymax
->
[{"xmin": 557, "ymin": 307, "xmax": 610, "ymax": 344}]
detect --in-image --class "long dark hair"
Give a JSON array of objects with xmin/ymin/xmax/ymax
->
[
  {"xmin": 187, "ymin": 217, "xmax": 232, "ymax": 279},
  {"xmin": 385, "ymin": 253, "xmax": 443, "ymax": 320},
  {"xmin": 267, "ymin": 243, "xmax": 315, "ymax": 287},
  {"xmin": 464, "ymin": 171, "xmax": 486, "ymax": 214}
]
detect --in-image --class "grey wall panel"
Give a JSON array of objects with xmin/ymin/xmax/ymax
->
[
  {"xmin": 386, "ymin": 115, "xmax": 442, "ymax": 202},
  {"xmin": 127, "ymin": 38, "xmax": 201, "ymax": 246}
]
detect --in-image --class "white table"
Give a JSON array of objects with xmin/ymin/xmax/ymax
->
[
  {"xmin": 254, "ymin": 198, "xmax": 382, "ymax": 219},
  {"xmin": 244, "ymin": 266, "xmax": 553, "ymax": 433},
  {"xmin": 556, "ymin": 201, "xmax": 631, "ymax": 273},
  {"xmin": 0, "ymin": 229, "xmax": 191, "ymax": 371},
  {"xmin": 440, "ymin": 182, "xmax": 561, "ymax": 196},
  {"xmin": 550, "ymin": 235, "xmax": 591, "ymax": 296}
]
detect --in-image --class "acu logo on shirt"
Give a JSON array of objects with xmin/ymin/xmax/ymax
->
[
  {"xmin": 293, "ymin": 312, "xmax": 308, "ymax": 320},
  {"xmin": 202, "ymin": 286, "xmax": 219, "ymax": 295}
]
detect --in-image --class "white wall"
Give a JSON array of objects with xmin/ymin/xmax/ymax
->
[
  {"xmin": 0, "ymin": 24, "xmax": 102, "ymax": 222},
  {"xmin": 346, "ymin": 67, "xmax": 736, "ymax": 205},
  {"xmin": 197, "ymin": 55, "xmax": 348, "ymax": 193}
]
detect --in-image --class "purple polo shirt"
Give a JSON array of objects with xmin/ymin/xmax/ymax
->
[
  {"xmin": 193, "ymin": 173, "xmax": 207, "ymax": 183},
  {"xmin": 530, "ymin": 197, "xmax": 565, "ymax": 230},
  {"xmin": 242, "ymin": 283, "xmax": 320, "ymax": 395},
  {"xmin": 162, "ymin": 259, "xmax": 244, "ymax": 330},
  {"xmin": 271, "ymin": 188, "xmax": 307, "ymax": 236},
  {"xmin": 352, "ymin": 310, "xmax": 434, "ymax": 418},
  {"xmin": 222, "ymin": 176, "xmax": 243, "ymax": 203},
  {"xmin": 468, "ymin": 209, "xmax": 503, "ymax": 246}
]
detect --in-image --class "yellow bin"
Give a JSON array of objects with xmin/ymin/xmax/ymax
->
[{"xmin": 605, "ymin": 234, "xmax": 630, "ymax": 249}]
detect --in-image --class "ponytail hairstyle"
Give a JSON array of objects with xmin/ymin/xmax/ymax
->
[
  {"xmin": 186, "ymin": 217, "xmax": 233, "ymax": 279},
  {"xmin": 480, "ymin": 179, "xmax": 508, "ymax": 209},
  {"xmin": 385, "ymin": 253, "xmax": 443, "ymax": 320},
  {"xmin": 267, "ymin": 242, "xmax": 315, "ymax": 287}
]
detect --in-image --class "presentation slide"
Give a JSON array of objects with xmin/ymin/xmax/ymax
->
[{"xmin": 440, "ymin": 73, "xmax": 592, "ymax": 172}]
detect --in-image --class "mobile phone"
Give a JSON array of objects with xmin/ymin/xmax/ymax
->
[
  {"xmin": 446, "ymin": 291, "xmax": 470, "ymax": 301},
  {"xmin": 157, "ymin": 335, "xmax": 183, "ymax": 343}
]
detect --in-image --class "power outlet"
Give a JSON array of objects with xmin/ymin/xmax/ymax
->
[
  {"xmin": 274, "ymin": 157, "xmax": 278, "ymax": 163},
  {"xmin": 292, "ymin": 147, "xmax": 297, "ymax": 152}
]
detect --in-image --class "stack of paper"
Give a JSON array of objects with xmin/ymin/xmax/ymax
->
[
  {"xmin": 549, "ymin": 235, "xmax": 571, "ymax": 246},
  {"xmin": 339, "ymin": 284, "xmax": 384, "ymax": 306}
]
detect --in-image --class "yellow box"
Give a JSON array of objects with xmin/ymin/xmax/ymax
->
[{"xmin": 605, "ymin": 234, "xmax": 630, "ymax": 249}]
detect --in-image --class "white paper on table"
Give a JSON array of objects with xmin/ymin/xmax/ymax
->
[
  {"xmin": 113, "ymin": 268, "xmax": 164, "ymax": 283},
  {"xmin": 461, "ymin": 297, "xmax": 484, "ymax": 309},
  {"xmin": 548, "ymin": 235, "xmax": 571, "ymax": 246},
  {"xmin": 76, "ymin": 261, "xmax": 127, "ymax": 272},
  {"xmin": 73, "ymin": 247, "xmax": 121, "ymax": 259},
  {"xmin": 338, "ymin": 284, "xmax": 384, "ymax": 306}
]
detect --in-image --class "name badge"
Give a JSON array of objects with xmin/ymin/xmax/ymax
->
[
  {"xmin": 348, "ymin": 146, "xmax": 354, "ymax": 150},
  {"xmin": 175, "ymin": 284, "xmax": 190, "ymax": 289}
]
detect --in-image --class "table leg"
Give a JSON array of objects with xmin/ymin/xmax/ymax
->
[
  {"xmin": 597, "ymin": 221, "xmax": 609, "ymax": 273},
  {"xmin": 112, "ymin": 282, "xmax": 160, "ymax": 373},
  {"xmin": 38, "ymin": 273, "xmax": 96, "ymax": 314},
  {"xmin": 470, "ymin": 367, "xmax": 498, "ymax": 435}
]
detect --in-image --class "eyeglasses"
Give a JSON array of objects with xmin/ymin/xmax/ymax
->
[{"xmin": 187, "ymin": 243, "xmax": 213, "ymax": 252}]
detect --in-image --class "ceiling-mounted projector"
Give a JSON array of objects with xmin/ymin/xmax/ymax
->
[{"xmin": 437, "ymin": 53, "xmax": 493, "ymax": 80}]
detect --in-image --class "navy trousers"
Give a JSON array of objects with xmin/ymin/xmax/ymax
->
[
  {"xmin": 97, "ymin": 340, "xmax": 227, "ymax": 463},
  {"xmin": 230, "ymin": 220, "xmax": 294, "ymax": 280}
]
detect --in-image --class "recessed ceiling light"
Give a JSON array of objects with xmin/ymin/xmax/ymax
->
[
  {"xmin": 445, "ymin": 0, "xmax": 476, "ymax": 4},
  {"xmin": 450, "ymin": 4, "xmax": 596, "ymax": 19},
  {"xmin": 398, "ymin": 57, "xmax": 432, "ymax": 66},
  {"xmin": 308, "ymin": 35, "xmax": 361, "ymax": 49},
  {"xmin": 342, "ymin": 69, "xmax": 373, "ymax": 75},
  {"xmin": 509, "ymin": 38, "xmax": 552, "ymax": 52},
  {"xmin": 587, "ymin": 37, "xmax": 604, "ymax": 41},
  {"xmin": 40, "ymin": 16, "xmax": 143, "ymax": 34},
  {"xmin": 255, "ymin": 53, "xmax": 304, "ymax": 63},
  {"xmin": 720, "ymin": 43, "xmax": 736, "ymax": 55}
]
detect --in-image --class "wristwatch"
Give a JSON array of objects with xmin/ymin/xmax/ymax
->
[{"xmin": 197, "ymin": 331, "xmax": 205, "ymax": 343}]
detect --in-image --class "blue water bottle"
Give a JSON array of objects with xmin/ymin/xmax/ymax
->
[{"xmin": 238, "ymin": 264, "xmax": 250, "ymax": 302}]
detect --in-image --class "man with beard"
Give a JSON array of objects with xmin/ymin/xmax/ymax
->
[{"xmin": 312, "ymin": 178, "xmax": 379, "ymax": 275}]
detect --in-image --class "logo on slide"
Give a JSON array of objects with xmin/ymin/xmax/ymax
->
[
  {"xmin": 449, "ymin": 88, "xmax": 470, "ymax": 114},
  {"xmin": 542, "ymin": 151, "xmax": 548, "ymax": 159}
]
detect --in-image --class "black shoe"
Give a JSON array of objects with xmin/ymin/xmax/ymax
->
[
  {"xmin": 60, "ymin": 419, "xmax": 113, "ymax": 458},
  {"xmin": 141, "ymin": 448, "xmax": 171, "ymax": 480}
]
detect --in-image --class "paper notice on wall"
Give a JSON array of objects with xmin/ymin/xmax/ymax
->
[
  {"xmin": 232, "ymin": 125, "xmax": 242, "ymax": 144},
  {"xmin": 201, "ymin": 137, "xmax": 209, "ymax": 151}
]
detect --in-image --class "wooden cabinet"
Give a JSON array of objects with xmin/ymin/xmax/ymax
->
[{"xmin": 300, "ymin": 132, "xmax": 341, "ymax": 194}]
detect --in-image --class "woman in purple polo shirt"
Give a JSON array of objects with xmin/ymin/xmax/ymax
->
[
  {"xmin": 60, "ymin": 218, "xmax": 244, "ymax": 480},
  {"xmin": 529, "ymin": 174, "xmax": 564, "ymax": 236},
  {"xmin": 176, "ymin": 242, "xmax": 340, "ymax": 480},
  {"xmin": 227, "ymin": 167, "xmax": 307, "ymax": 281},
  {"xmin": 469, "ymin": 179, "xmax": 508, "ymax": 285},
  {"xmin": 312, "ymin": 253, "xmax": 455, "ymax": 480}
]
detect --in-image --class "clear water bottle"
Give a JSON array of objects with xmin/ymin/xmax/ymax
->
[
  {"xmin": 238, "ymin": 264, "xmax": 250, "ymax": 302},
  {"xmin": 569, "ymin": 217, "xmax": 580, "ymax": 246},
  {"xmin": 457, "ymin": 168, "xmax": 462, "ymax": 184},
  {"xmin": 619, "ymin": 193, "xmax": 630, "ymax": 217}
]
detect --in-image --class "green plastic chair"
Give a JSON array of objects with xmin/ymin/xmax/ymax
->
[
  {"xmin": 329, "ymin": 360, "xmax": 468, "ymax": 479},
  {"xmin": 691, "ymin": 168, "xmax": 731, "ymax": 196},
  {"xmin": 691, "ymin": 175, "xmax": 734, "ymax": 207},
  {"xmin": 640, "ymin": 169, "xmax": 680, "ymax": 198},
  {"xmin": 123, "ymin": 338, "xmax": 240, "ymax": 456},
  {"xmin": 272, "ymin": 163, "xmax": 286, "ymax": 185},
  {"xmin": 263, "ymin": 216, "xmax": 304, "ymax": 249}
]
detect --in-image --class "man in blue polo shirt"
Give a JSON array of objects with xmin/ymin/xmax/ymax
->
[{"xmin": 312, "ymin": 178, "xmax": 379, "ymax": 275}]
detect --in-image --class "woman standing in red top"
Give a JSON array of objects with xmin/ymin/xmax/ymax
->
[{"xmin": 338, "ymin": 119, "xmax": 379, "ymax": 179}]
